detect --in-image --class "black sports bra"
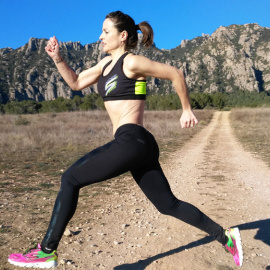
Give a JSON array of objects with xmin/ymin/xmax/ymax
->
[{"xmin": 97, "ymin": 52, "xmax": 146, "ymax": 101}]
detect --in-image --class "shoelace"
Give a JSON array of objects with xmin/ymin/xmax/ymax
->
[{"xmin": 23, "ymin": 243, "xmax": 38, "ymax": 255}]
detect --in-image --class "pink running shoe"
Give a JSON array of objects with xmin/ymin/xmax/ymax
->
[
  {"xmin": 8, "ymin": 243, "xmax": 57, "ymax": 268},
  {"xmin": 224, "ymin": 227, "xmax": 243, "ymax": 266}
]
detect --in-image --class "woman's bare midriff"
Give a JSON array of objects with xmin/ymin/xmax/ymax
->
[{"xmin": 105, "ymin": 99, "xmax": 145, "ymax": 135}]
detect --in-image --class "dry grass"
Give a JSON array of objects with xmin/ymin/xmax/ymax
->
[
  {"xmin": 0, "ymin": 110, "xmax": 213, "ymax": 173},
  {"xmin": 1, "ymin": 108, "xmax": 269, "ymax": 200},
  {"xmin": 0, "ymin": 110, "xmax": 213, "ymax": 195},
  {"xmin": 230, "ymin": 108, "xmax": 270, "ymax": 167}
]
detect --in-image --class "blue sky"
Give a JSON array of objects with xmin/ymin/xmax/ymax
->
[{"xmin": 1, "ymin": 0, "xmax": 270, "ymax": 50}]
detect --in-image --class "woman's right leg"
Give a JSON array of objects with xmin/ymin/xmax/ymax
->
[
  {"xmin": 41, "ymin": 171, "xmax": 80, "ymax": 252},
  {"xmin": 41, "ymin": 139, "xmax": 132, "ymax": 252},
  {"xmin": 41, "ymin": 124, "xmax": 155, "ymax": 252}
]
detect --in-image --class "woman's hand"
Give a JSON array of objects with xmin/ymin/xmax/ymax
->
[
  {"xmin": 180, "ymin": 110, "xmax": 198, "ymax": 128},
  {"xmin": 45, "ymin": 36, "xmax": 61, "ymax": 61}
]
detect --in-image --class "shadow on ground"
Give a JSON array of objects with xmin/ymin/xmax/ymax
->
[
  {"xmin": 114, "ymin": 218, "xmax": 270, "ymax": 270},
  {"xmin": 236, "ymin": 218, "xmax": 270, "ymax": 247},
  {"xmin": 113, "ymin": 236, "xmax": 213, "ymax": 270}
]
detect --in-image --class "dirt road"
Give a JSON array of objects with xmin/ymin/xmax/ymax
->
[{"xmin": 4, "ymin": 111, "xmax": 270, "ymax": 270}]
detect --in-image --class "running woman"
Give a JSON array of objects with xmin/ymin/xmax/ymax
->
[{"xmin": 8, "ymin": 11, "xmax": 243, "ymax": 268}]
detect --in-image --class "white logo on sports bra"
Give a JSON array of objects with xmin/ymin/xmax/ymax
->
[{"xmin": 105, "ymin": 74, "xmax": 118, "ymax": 96}]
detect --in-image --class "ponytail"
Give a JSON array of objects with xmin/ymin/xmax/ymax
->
[{"xmin": 137, "ymin": 21, "xmax": 154, "ymax": 48}]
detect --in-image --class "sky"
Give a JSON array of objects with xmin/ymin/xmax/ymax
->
[{"xmin": 0, "ymin": 0, "xmax": 270, "ymax": 50}]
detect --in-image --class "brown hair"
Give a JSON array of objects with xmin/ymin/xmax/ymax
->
[{"xmin": 105, "ymin": 11, "xmax": 154, "ymax": 50}]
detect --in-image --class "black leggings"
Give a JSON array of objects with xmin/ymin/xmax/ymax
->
[{"xmin": 41, "ymin": 124, "xmax": 227, "ymax": 252}]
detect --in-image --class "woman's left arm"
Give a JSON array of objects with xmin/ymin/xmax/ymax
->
[{"xmin": 126, "ymin": 55, "xmax": 198, "ymax": 128}]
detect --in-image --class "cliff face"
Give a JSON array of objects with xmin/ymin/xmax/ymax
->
[
  {"xmin": 0, "ymin": 39, "xmax": 105, "ymax": 103},
  {"xmin": 171, "ymin": 23, "xmax": 270, "ymax": 94},
  {"xmin": 1, "ymin": 23, "xmax": 270, "ymax": 103}
]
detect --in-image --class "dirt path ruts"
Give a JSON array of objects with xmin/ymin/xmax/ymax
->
[{"xmin": 148, "ymin": 110, "xmax": 270, "ymax": 270}]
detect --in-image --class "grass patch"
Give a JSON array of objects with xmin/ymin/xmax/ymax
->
[
  {"xmin": 0, "ymin": 182, "xmax": 11, "ymax": 188},
  {"xmin": 230, "ymin": 108, "xmax": 270, "ymax": 167},
  {"xmin": 10, "ymin": 186, "xmax": 41, "ymax": 193},
  {"xmin": 14, "ymin": 115, "xmax": 30, "ymax": 126},
  {"xmin": 39, "ymin": 183, "xmax": 54, "ymax": 189},
  {"xmin": 0, "ymin": 226, "xmax": 12, "ymax": 234}
]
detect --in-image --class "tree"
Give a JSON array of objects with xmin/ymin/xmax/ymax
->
[{"xmin": 212, "ymin": 92, "xmax": 227, "ymax": 110}]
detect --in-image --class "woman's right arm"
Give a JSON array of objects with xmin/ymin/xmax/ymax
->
[{"xmin": 45, "ymin": 36, "xmax": 106, "ymax": 91}]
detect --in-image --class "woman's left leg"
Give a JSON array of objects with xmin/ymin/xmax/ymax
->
[{"xmin": 131, "ymin": 162, "xmax": 228, "ymax": 245}]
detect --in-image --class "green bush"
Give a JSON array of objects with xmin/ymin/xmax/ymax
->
[
  {"xmin": 79, "ymin": 93, "xmax": 104, "ymax": 110},
  {"xmin": 4, "ymin": 100, "xmax": 41, "ymax": 114},
  {"xmin": 212, "ymin": 92, "xmax": 228, "ymax": 110},
  {"xmin": 146, "ymin": 94, "xmax": 181, "ymax": 110}
]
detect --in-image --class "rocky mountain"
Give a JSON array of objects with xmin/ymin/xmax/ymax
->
[{"xmin": 1, "ymin": 23, "xmax": 270, "ymax": 103}]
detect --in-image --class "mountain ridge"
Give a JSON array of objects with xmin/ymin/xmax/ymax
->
[{"xmin": 1, "ymin": 23, "xmax": 270, "ymax": 103}]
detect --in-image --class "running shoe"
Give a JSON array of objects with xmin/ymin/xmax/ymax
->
[
  {"xmin": 8, "ymin": 243, "xmax": 57, "ymax": 268},
  {"xmin": 224, "ymin": 227, "xmax": 243, "ymax": 266}
]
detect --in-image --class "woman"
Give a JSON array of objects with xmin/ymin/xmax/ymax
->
[{"xmin": 8, "ymin": 11, "xmax": 243, "ymax": 268}]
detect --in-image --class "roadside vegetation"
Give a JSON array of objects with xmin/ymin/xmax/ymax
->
[
  {"xmin": 1, "ymin": 90, "xmax": 270, "ymax": 115},
  {"xmin": 0, "ymin": 110, "xmax": 213, "ymax": 198},
  {"xmin": 1, "ymin": 108, "xmax": 269, "ymax": 198},
  {"xmin": 230, "ymin": 108, "xmax": 270, "ymax": 167},
  {"xmin": 1, "ymin": 107, "xmax": 269, "ymax": 203}
]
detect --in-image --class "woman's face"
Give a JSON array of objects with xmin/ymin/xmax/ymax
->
[{"xmin": 99, "ymin": 18, "xmax": 124, "ymax": 53}]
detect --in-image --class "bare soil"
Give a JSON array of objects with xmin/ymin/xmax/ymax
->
[{"xmin": 1, "ymin": 111, "xmax": 270, "ymax": 270}]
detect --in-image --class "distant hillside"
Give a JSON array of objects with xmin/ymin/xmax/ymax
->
[{"xmin": 1, "ymin": 23, "xmax": 270, "ymax": 103}]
